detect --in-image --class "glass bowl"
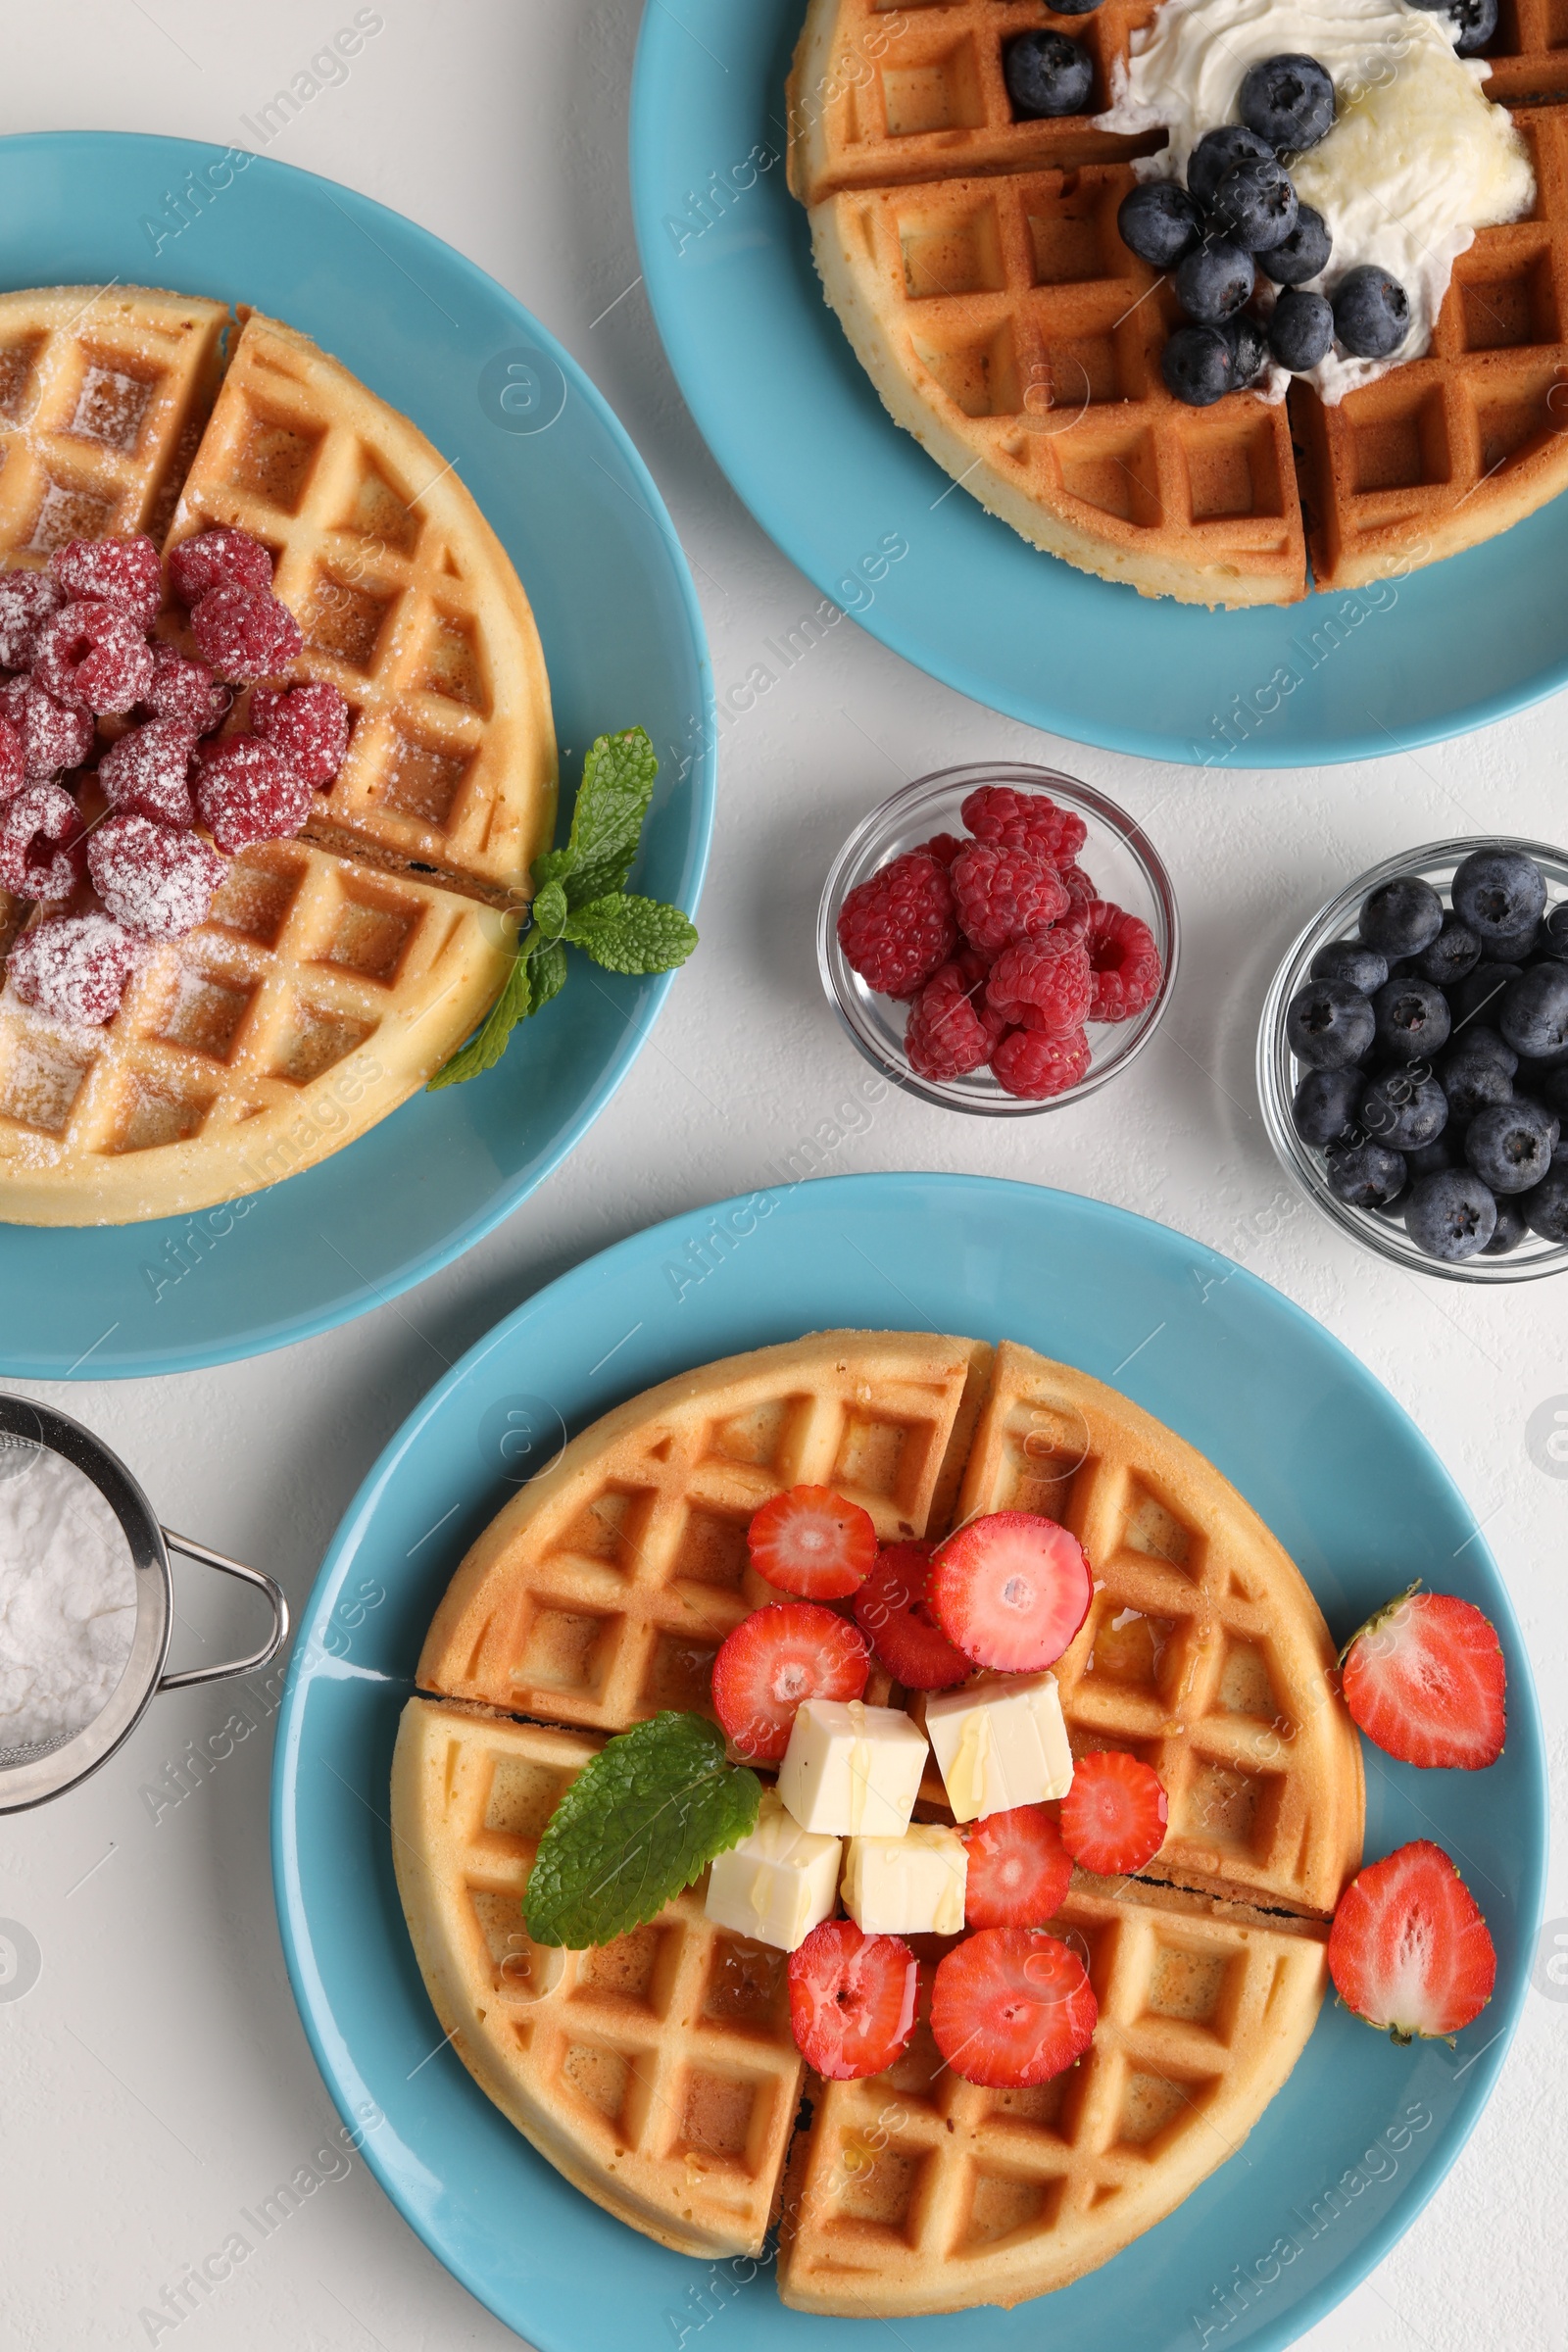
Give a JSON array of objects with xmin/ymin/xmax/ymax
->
[
  {"xmin": 1257, "ymin": 837, "xmax": 1568, "ymax": 1284},
  {"xmin": 816, "ymin": 763, "xmax": 1179, "ymax": 1115}
]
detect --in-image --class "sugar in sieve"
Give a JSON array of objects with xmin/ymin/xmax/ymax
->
[{"xmin": 0, "ymin": 1393, "xmax": 288, "ymax": 1813}]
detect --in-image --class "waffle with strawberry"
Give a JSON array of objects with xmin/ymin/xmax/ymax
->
[{"xmin": 395, "ymin": 1329, "xmax": 1376, "ymax": 2311}]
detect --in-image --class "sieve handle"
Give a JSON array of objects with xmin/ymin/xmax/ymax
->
[{"xmin": 155, "ymin": 1531, "xmax": 290, "ymax": 1692}]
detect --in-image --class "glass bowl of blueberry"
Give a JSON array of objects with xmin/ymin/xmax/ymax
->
[
  {"xmin": 818, "ymin": 763, "xmax": 1178, "ymax": 1114},
  {"xmin": 1258, "ymin": 841, "xmax": 1568, "ymax": 1280}
]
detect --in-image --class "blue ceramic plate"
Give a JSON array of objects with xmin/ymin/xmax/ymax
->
[
  {"xmin": 272, "ymin": 1172, "xmax": 1544, "ymax": 2352},
  {"xmin": 0, "ymin": 131, "xmax": 713, "ymax": 1379},
  {"xmin": 629, "ymin": 1, "xmax": 1568, "ymax": 767}
]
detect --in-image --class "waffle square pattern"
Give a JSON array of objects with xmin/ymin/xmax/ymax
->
[{"xmin": 395, "ymin": 1333, "xmax": 1364, "ymax": 2314}]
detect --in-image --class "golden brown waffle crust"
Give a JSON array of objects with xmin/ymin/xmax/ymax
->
[{"xmin": 402, "ymin": 1331, "xmax": 1366, "ymax": 2312}]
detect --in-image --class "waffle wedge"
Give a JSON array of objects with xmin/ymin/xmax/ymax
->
[
  {"xmin": 790, "ymin": 0, "xmax": 1568, "ymax": 603},
  {"xmin": 0, "ymin": 285, "xmax": 558, "ymax": 1225},
  {"xmin": 402, "ymin": 1331, "xmax": 1365, "ymax": 2310}
]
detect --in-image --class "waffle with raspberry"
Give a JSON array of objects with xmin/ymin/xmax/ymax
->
[
  {"xmin": 788, "ymin": 0, "xmax": 1568, "ymax": 604},
  {"xmin": 0, "ymin": 285, "xmax": 557, "ymax": 1224},
  {"xmin": 395, "ymin": 1331, "xmax": 1362, "ymax": 2307}
]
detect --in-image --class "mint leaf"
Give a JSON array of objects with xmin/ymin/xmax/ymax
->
[
  {"xmin": 426, "ymin": 940, "xmax": 540, "ymax": 1091},
  {"xmin": 529, "ymin": 937, "xmax": 568, "ymax": 1012},
  {"xmin": 531, "ymin": 877, "xmax": 568, "ymax": 939},
  {"xmin": 529, "ymin": 847, "xmax": 576, "ymax": 895},
  {"xmin": 524, "ymin": 1712, "xmax": 760, "ymax": 1949},
  {"xmin": 557, "ymin": 726, "xmax": 661, "ymax": 909},
  {"xmin": 564, "ymin": 894, "xmax": 699, "ymax": 976}
]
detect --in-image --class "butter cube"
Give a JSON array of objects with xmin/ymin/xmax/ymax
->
[
  {"xmin": 924, "ymin": 1672, "xmax": 1073, "ymax": 1822},
  {"xmin": 842, "ymin": 1826, "xmax": 968, "ymax": 1936},
  {"xmin": 778, "ymin": 1698, "xmax": 928, "ymax": 1838},
  {"xmin": 704, "ymin": 1791, "xmax": 841, "ymax": 1952}
]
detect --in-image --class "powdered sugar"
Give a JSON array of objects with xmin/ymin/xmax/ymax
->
[
  {"xmin": 0, "ymin": 1443, "xmax": 137, "ymax": 1756},
  {"xmin": 8, "ymin": 913, "xmax": 138, "ymax": 1026},
  {"xmin": 87, "ymin": 812, "xmax": 225, "ymax": 941}
]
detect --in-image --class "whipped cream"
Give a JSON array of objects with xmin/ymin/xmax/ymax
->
[{"xmin": 1098, "ymin": 0, "xmax": 1536, "ymax": 403}]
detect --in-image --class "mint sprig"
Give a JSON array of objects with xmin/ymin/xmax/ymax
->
[
  {"xmin": 524, "ymin": 1712, "xmax": 760, "ymax": 1949},
  {"xmin": 428, "ymin": 725, "xmax": 698, "ymax": 1090}
]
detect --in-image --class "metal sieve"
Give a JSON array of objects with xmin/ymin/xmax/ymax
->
[{"xmin": 0, "ymin": 1393, "xmax": 288, "ymax": 1813}]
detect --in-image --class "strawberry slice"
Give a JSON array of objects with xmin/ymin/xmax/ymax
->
[
  {"xmin": 962, "ymin": 1804, "xmax": 1073, "ymax": 1929},
  {"xmin": 710, "ymin": 1601, "xmax": 869, "ymax": 1762},
  {"xmin": 788, "ymin": 1917, "xmax": 919, "ymax": 2079},
  {"xmin": 1340, "ymin": 1586, "xmax": 1505, "ymax": 1770},
  {"xmin": 852, "ymin": 1541, "xmax": 971, "ymax": 1690},
  {"xmin": 928, "ymin": 1512, "xmax": 1092, "ymax": 1672},
  {"xmin": 930, "ymin": 1928, "xmax": 1097, "ymax": 2087},
  {"xmin": 1328, "ymin": 1839, "xmax": 1496, "ymax": 2042},
  {"xmin": 747, "ymin": 1485, "xmax": 878, "ymax": 1599},
  {"xmin": 1058, "ymin": 1750, "xmax": 1168, "ymax": 1876}
]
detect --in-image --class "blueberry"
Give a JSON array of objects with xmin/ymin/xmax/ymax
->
[
  {"xmin": 1004, "ymin": 30, "xmax": 1094, "ymax": 118},
  {"xmin": 1489, "ymin": 918, "xmax": 1543, "ymax": 963},
  {"xmin": 1408, "ymin": 0, "xmax": 1499, "ymax": 55},
  {"xmin": 1325, "ymin": 1140, "xmax": 1407, "ymax": 1207},
  {"xmin": 1540, "ymin": 903, "xmax": 1568, "ymax": 960},
  {"xmin": 1161, "ymin": 323, "xmax": 1235, "ymax": 406},
  {"xmin": 1175, "ymin": 236, "xmax": 1256, "ymax": 324},
  {"xmin": 1293, "ymin": 1065, "xmax": 1362, "ymax": 1146},
  {"xmin": 1451, "ymin": 847, "xmax": 1547, "ymax": 948},
  {"xmin": 1188, "ymin": 125, "xmax": 1276, "ymax": 209},
  {"xmin": 1465, "ymin": 1098, "xmax": 1560, "ymax": 1193},
  {"xmin": 1238, "ymin": 53, "xmax": 1337, "ymax": 153},
  {"xmin": 1210, "ymin": 156, "xmax": 1299, "ymax": 252},
  {"xmin": 1287, "ymin": 977, "xmax": 1376, "ymax": 1069},
  {"xmin": 1226, "ymin": 311, "xmax": 1270, "ymax": 386},
  {"xmin": 1359, "ymin": 1068, "xmax": 1448, "ymax": 1150},
  {"xmin": 1499, "ymin": 960, "xmax": 1568, "ymax": 1060},
  {"xmin": 1404, "ymin": 1169, "xmax": 1498, "ymax": 1260},
  {"xmin": 1118, "ymin": 180, "xmax": 1205, "ymax": 269},
  {"xmin": 1407, "ymin": 1131, "xmax": 1466, "ymax": 1178},
  {"xmin": 1451, "ymin": 959, "xmax": 1518, "ymax": 1030},
  {"xmin": 1043, "ymin": 0, "xmax": 1102, "ymax": 10},
  {"xmin": 1439, "ymin": 1025, "xmax": 1516, "ymax": 1119},
  {"xmin": 1261, "ymin": 205, "xmax": 1333, "ymax": 286},
  {"xmin": 1412, "ymin": 911, "xmax": 1482, "ymax": 989},
  {"xmin": 1522, "ymin": 1166, "xmax": 1568, "ymax": 1242},
  {"xmin": 1538, "ymin": 1065, "xmax": 1568, "ymax": 1122},
  {"xmin": 1358, "ymin": 873, "xmax": 1444, "ymax": 958},
  {"xmin": 1311, "ymin": 938, "xmax": 1388, "ymax": 994},
  {"xmin": 1269, "ymin": 288, "xmax": 1334, "ymax": 370},
  {"xmin": 1334, "ymin": 266, "xmax": 1412, "ymax": 359},
  {"xmin": 1372, "ymin": 975, "xmax": 1451, "ymax": 1063},
  {"xmin": 1483, "ymin": 1194, "xmax": 1530, "ymax": 1254}
]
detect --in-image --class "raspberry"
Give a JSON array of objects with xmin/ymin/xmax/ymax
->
[
  {"xmin": 1059, "ymin": 861, "xmax": 1098, "ymax": 916},
  {"xmin": 961, "ymin": 784, "xmax": 1089, "ymax": 867},
  {"xmin": 991, "ymin": 1025, "xmax": 1092, "ymax": 1100},
  {"xmin": 952, "ymin": 843, "xmax": 1069, "ymax": 959},
  {"xmin": 837, "ymin": 850, "xmax": 957, "ymax": 999},
  {"xmin": 167, "ymin": 525, "xmax": 273, "ymax": 606},
  {"xmin": 1081, "ymin": 901, "xmax": 1163, "ymax": 1021},
  {"xmin": 251, "ymin": 681, "xmax": 351, "ymax": 786},
  {"xmin": 0, "ymin": 568, "xmax": 65, "ymax": 667},
  {"xmin": 0, "ymin": 676, "xmax": 95, "ymax": 778},
  {"xmin": 87, "ymin": 812, "xmax": 224, "ymax": 940},
  {"xmin": 31, "ymin": 599, "xmax": 155, "ymax": 713},
  {"xmin": 987, "ymin": 932, "xmax": 1092, "ymax": 1035},
  {"xmin": 906, "ymin": 953, "xmax": 1006, "ymax": 1080},
  {"xmin": 50, "ymin": 534, "xmax": 163, "ymax": 626},
  {"xmin": 189, "ymin": 583, "xmax": 303, "ymax": 681},
  {"xmin": 0, "ymin": 782, "xmax": 85, "ymax": 901},
  {"xmin": 0, "ymin": 715, "xmax": 23, "ymax": 806},
  {"xmin": 7, "ymin": 912, "xmax": 138, "ymax": 1025},
  {"xmin": 921, "ymin": 831, "xmax": 964, "ymax": 868},
  {"xmin": 193, "ymin": 736, "xmax": 312, "ymax": 852},
  {"xmin": 139, "ymin": 641, "xmax": 232, "ymax": 734},
  {"xmin": 99, "ymin": 720, "xmax": 199, "ymax": 828}
]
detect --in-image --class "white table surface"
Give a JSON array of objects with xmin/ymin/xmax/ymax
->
[{"xmin": 1, "ymin": 5, "xmax": 1562, "ymax": 2347}]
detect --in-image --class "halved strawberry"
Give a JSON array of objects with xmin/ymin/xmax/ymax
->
[
  {"xmin": 788, "ymin": 1917, "xmax": 919, "ymax": 2079},
  {"xmin": 748, "ymin": 1485, "xmax": 878, "ymax": 1599},
  {"xmin": 1340, "ymin": 1586, "xmax": 1505, "ymax": 1770},
  {"xmin": 710, "ymin": 1601, "xmax": 869, "ymax": 1762},
  {"xmin": 1058, "ymin": 1750, "xmax": 1167, "ymax": 1876},
  {"xmin": 852, "ymin": 1541, "xmax": 971, "ymax": 1690},
  {"xmin": 930, "ymin": 1928, "xmax": 1097, "ymax": 2087},
  {"xmin": 1328, "ymin": 1839, "xmax": 1496, "ymax": 2042},
  {"xmin": 928, "ymin": 1512, "xmax": 1092, "ymax": 1673},
  {"xmin": 962, "ymin": 1804, "xmax": 1073, "ymax": 1929}
]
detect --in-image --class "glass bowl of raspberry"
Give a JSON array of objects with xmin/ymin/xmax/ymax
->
[
  {"xmin": 818, "ymin": 763, "xmax": 1178, "ymax": 1113},
  {"xmin": 1257, "ymin": 838, "xmax": 1568, "ymax": 1283}
]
